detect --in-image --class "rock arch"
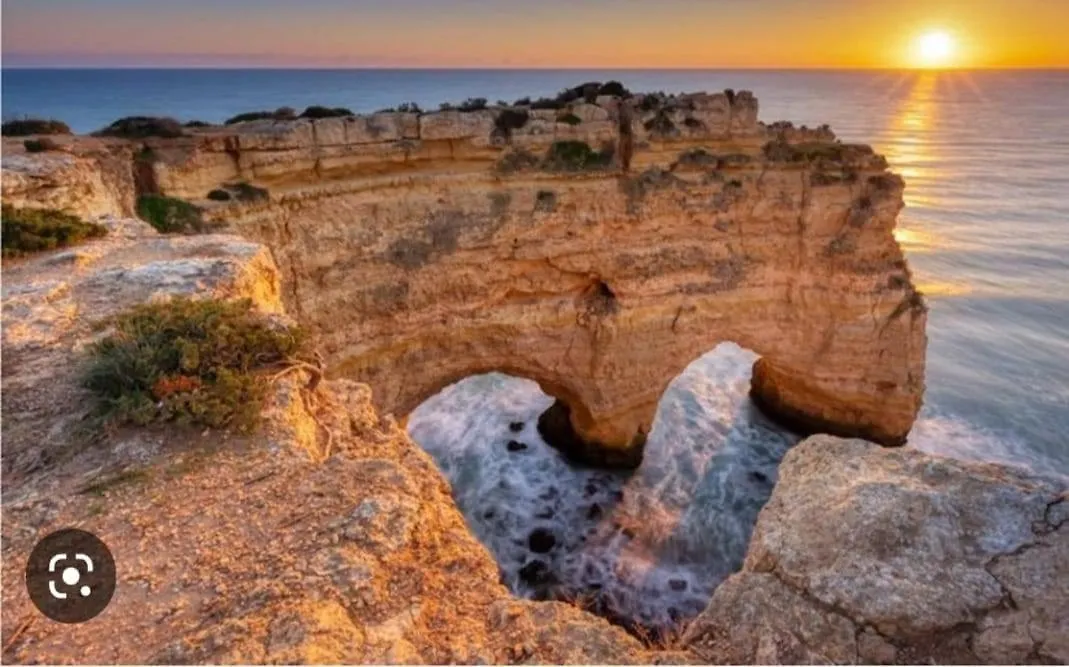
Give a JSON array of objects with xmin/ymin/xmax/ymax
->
[{"xmin": 133, "ymin": 90, "xmax": 927, "ymax": 464}]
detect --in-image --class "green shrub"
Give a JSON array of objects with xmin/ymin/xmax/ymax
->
[
  {"xmin": 224, "ymin": 107, "xmax": 296, "ymax": 125},
  {"xmin": 96, "ymin": 116, "xmax": 185, "ymax": 139},
  {"xmin": 226, "ymin": 182, "xmax": 269, "ymax": 203},
  {"xmin": 544, "ymin": 140, "xmax": 614, "ymax": 172},
  {"xmin": 513, "ymin": 97, "xmax": 532, "ymax": 107},
  {"xmin": 136, "ymin": 195, "xmax": 215, "ymax": 234},
  {"xmin": 24, "ymin": 137, "xmax": 61, "ymax": 153},
  {"xmin": 644, "ymin": 111, "xmax": 677, "ymax": 136},
  {"xmin": 557, "ymin": 112, "xmax": 582, "ymax": 126},
  {"xmin": 556, "ymin": 82, "xmax": 601, "ymax": 104},
  {"xmin": 530, "ymin": 97, "xmax": 564, "ymax": 110},
  {"xmin": 495, "ymin": 108, "xmax": 530, "ymax": 135},
  {"xmin": 83, "ymin": 298, "xmax": 305, "ymax": 432},
  {"xmin": 380, "ymin": 102, "xmax": 423, "ymax": 114},
  {"xmin": 1, "ymin": 118, "xmax": 71, "ymax": 136},
  {"xmin": 457, "ymin": 97, "xmax": 489, "ymax": 112},
  {"xmin": 439, "ymin": 102, "xmax": 455, "ymax": 111},
  {"xmin": 299, "ymin": 105, "xmax": 355, "ymax": 119},
  {"xmin": 597, "ymin": 81, "xmax": 631, "ymax": 98},
  {"xmin": 495, "ymin": 149, "xmax": 541, "ymax": 174},
  {"xmin": 1, "ymin": 205, "xmax": 107, "ymax": 257},
  {"xmin": 184, "ymin": 120, "xmax": 212, "ymax": 128},
  {"xmin": 207, "ymin": 189, "xmax": 232, "ymax": 202}
]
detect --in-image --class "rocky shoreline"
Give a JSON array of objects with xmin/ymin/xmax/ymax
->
[{"xmin": 2, "ymin": 88, "xmax": 1064, "ymax": 664}]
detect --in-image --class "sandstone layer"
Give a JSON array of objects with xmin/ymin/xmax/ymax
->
[{"xmin": 22, "ymin": 90, "xmax": 929, "ymax": 461}]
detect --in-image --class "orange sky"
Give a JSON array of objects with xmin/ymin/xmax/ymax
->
[{"xmin": 3, "ymin": 0, "xmax": 1068, "ymax": 69}]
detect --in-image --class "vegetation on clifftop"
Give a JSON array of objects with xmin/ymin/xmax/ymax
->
[
  {"xmin": 136, "ymin": 195, "xmax": 220, "ymax": 234},
  {"xmin": 1, "ymin": 205, "xmax": 108, "ymax": 257},
  {"xmin": 1, "ymin": 118, "xmax": 71, "ymax": 136},
  {"xmin": 83, "ymin": 298, "xmax": 306, "ymax": 432},
  {"xmin": 543, "ymin": 140, "xmax": 615, "ymax": 172},
  {"xmin": 224, "ymin": 107, "xmax": 297, "ymax": 125},
  {"xmin": 96, "ymin": 116, "xmax": 186, "ymax": 139}
]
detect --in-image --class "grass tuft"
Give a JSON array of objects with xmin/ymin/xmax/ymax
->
[
  {"xmin": 1, "ymin": 205, "xmax": 107, "ymax": 257},
  {"xmin": 136, "ymin": 195, "xmax": 218, "ymax": 234},
  {"xmin": 83, "ymin": 298, "xmax": 306, "ymax": 433}
]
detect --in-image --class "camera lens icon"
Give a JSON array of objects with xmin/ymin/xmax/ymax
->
[
  {"xmin": 50, "ymin": 553, "xmax": 95, "ymax": 599},
  {"xmin": 27, "ymin": 529, "xmax": 116, "ymax": 623}
]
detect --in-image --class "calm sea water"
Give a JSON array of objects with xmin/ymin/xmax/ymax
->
[{"xmin": 5, "ymin": 69, "xmax": 1068, "ymax": 631}]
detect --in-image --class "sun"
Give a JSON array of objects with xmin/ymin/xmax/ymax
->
[{"xmin": 913, "ymin": 30, "xmax": 957, "ymax": 68}]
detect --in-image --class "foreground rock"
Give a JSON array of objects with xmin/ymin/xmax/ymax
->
[
  {"xmin": 684, "ymin": 436, "xmax": 1068, "ymax": 664},
  {"xmin": 0, "ymin": 225, "xmax": 651, "ymax": 664}
]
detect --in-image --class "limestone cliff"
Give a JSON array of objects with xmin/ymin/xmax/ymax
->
[{"xmin": 57, "ymin": 90, "xmax": 928, "ymax": 460}]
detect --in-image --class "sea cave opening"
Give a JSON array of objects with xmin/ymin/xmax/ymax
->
[{"xmin": 405, "ymin": 342, "xmax": 801, "ymax": 642}]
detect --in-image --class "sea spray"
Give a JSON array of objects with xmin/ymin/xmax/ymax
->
[{"xmin": 408, "ymin": 343, "xmax": 799, "ymax": 634}]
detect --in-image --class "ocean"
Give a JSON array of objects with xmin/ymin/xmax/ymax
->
[{"xmin": 4, "ymin": 68, "xmax": 1068, "ymax": 633}]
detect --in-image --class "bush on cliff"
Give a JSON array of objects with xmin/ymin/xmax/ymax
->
[
  {"xmin": 494, "ymin": 108, "xmax": 530, "ymax": 136},
  {"xmin": 544, "ymin": 140, "xmax": 615, "ymax": 172},
  {"xmin": 299, "ymin": 106, "xmax": 355, "ymax": 119},
  {"xmin": 224, "ymin": 107, "xmax": 297, "ymax": 125},
  {"xmin": 1, "ymin": 205, "xmax": 108, "ymax": 257},
  {"xmin": 136, "ymin": 195, "xmax": 218, "ymax": 234},
  {"xmin": 457, "ymin": 98, "xmax": 489, "ymax": 112},
  {"xmin": 207, "ymin": 189, "xmax": 232, "ymax": 202},
  {"xmin": 95, "ymin": 116, "xmax": 186, "ymax": 139},
  {"xmin": 83, "ymin": 298, "xmax": 306, "ymax": 432},
  {"xmin": 24, "ymin": 137, "xmax": 62, "ymax": 153},
  {"xmin": 557, "ymin": 112, "xmax": 582, "ymax": 126},
  {"xmin": 1, "ymin": 118, "xmax": 71, "ymax": 136}
]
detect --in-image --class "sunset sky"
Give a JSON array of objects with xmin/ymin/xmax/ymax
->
[{"xmin": 3, "ymin": 0, "xmax": 1068, "ymax": 69}]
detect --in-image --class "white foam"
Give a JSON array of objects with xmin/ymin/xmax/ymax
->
[{"xmin": 408, "ymin": 343, "xmax": 799, "ymax": 632}]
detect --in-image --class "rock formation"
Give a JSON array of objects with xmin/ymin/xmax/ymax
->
[
  {"xmin": 1, "ymin": 97, "xmax": 1065, "ymax": 663},
  {"xmin": 22, "ymin": 90, "xmax": 927, "ymax": 464},
  {"xmin": 684, "ymin": 436, "xmax": 1068, "ymax": 664}
]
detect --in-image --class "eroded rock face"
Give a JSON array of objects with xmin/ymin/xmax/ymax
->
[
  {"xmin": 684, "ymin": 436, "xmax": 1069, "ymax": 664},
  {"xmin": 111, "ymin": 90, "xmax": 925, "ymax": 458},
  {"xmin": 0, "ymin": 139, "xmax": 136, "ymax": 219}
]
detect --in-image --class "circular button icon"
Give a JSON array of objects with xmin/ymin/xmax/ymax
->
[{"xmin": 25, "ymin": 528, "xmax": 116, "ymax": 623}]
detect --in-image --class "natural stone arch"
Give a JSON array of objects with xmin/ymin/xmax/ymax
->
[{"xmin": 140, "ymin": 90, "xmax": 926, "ymax": 463}]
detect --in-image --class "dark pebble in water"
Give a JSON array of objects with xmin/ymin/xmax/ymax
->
[
  {"xmin": 483, "ymin": 510, "xmax": 496, "ymax": 520},
  {"xmin": 669, "ymin": 578, "xmax": 688, "ymax": 592},
  {"xmin": 584, "ymin": 481, "xmax": 599, "ymax": 496},
  {"xmin": 528, "ymin": 528, "xmax": 557, "ymax": 553},
  {"xmin": 507, "ymin": 440, "xmax": 528, "ymax": 452},
  {"xmin": 539, "ymin": 487, "xmax": 559, "ymax": 501},
  {"xmin": 749, "ymin": 470, "xmax": 769, "ymax": 484},
  {"xmin": 509, "ymin": 421, "xmax": 525, "ymax": 433},
  {"xmin": 519, "ymin": 560, "xmax": 553, "ymax": 586},
  {"xmin": 586, "ymin": 504, "xmax": 603, "ymax": 520},
  {"xmin": 535, "ymin": 507, "xmax": 555, "ymax": 520}
]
